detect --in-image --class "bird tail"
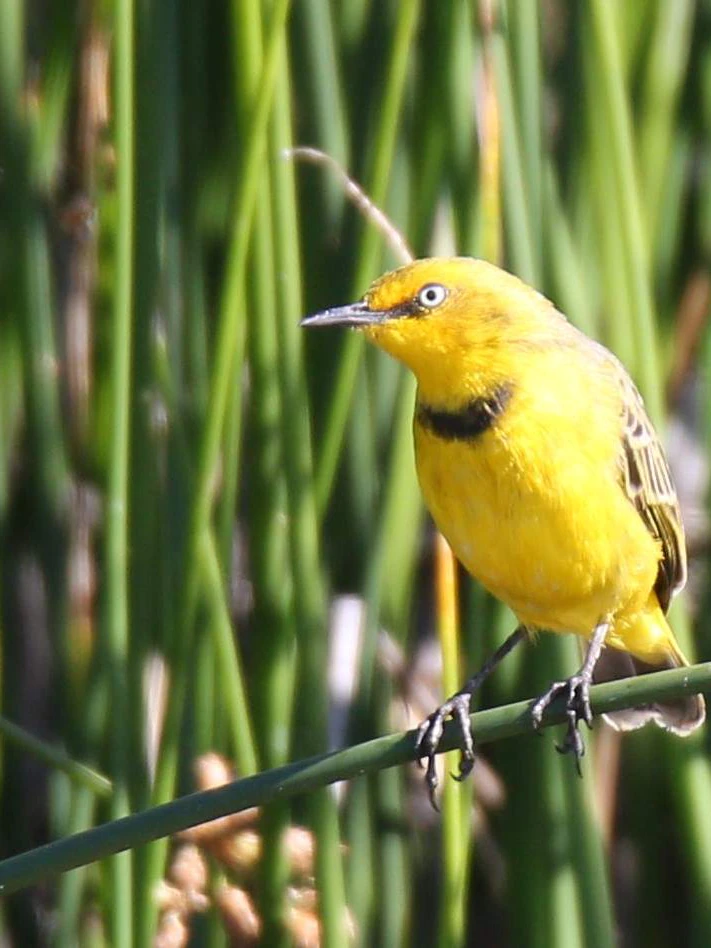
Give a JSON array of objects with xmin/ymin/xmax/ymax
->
[{"xmin": 594, "ymin": 639, "xmax": 705, "ymax": 736}]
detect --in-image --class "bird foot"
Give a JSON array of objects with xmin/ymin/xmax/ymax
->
[
  {"xmin": 414, "ymin": 692, "xmax": 474, "ymax": 810},
  {"xmin": 530, "ymin": 673, "xmax": 594, "ymax": 775}
]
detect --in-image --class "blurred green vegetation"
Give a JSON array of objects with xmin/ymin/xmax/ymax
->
[{"xmin": 1, "ymin": 1, "xmax": 711, "ymax": 945}]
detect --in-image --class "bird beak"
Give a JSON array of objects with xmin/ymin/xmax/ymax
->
[{"xmin": 300, "ymin": 300, "xmax": 386, "ymax": 328}]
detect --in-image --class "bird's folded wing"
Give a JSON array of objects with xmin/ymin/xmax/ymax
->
[{"xmin": 616, "ymin": 370, "xmax": 686, "ymax": 612}]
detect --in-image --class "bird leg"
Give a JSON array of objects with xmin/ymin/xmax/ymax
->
[
  {"xmin": 415, "ymin": 625, "xmax": 527, "ymax": 808},
  {"xmin": 530, "ymin": 619, "xmax": 609, "ymax": 774}
]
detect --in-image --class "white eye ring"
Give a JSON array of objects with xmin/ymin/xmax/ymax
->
[{"xmin": 417, "ymin": 283, "xmax": 448, "ymax": 309}]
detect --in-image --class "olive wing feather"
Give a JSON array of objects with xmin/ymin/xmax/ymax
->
[{"xmin": 617, "ymin": 372, "xmax": 686, "ymax": 613}]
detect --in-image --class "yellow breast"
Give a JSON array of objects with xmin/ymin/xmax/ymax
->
[{"xmin": 413, "ymin": 360, "xmax": 661, "ymax": 638}]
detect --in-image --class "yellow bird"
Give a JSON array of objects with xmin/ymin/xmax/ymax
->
[{"xmin": 302, "ymin": 257, "xmax": 705, "ymax": 798}]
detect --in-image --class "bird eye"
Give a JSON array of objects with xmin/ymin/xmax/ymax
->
[{"xmin": 417, "ymin": 283, "xmax": 448, "ymax": 309}]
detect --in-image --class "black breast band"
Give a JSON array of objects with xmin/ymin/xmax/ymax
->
[{"xmin": 417, "ymin": 383, "xmax": 513, "ymax": 441}]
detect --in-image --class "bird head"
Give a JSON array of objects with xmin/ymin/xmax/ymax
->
[{"xmin": 302, "ymin": 257, "xmax": 560, "ymax": 396}]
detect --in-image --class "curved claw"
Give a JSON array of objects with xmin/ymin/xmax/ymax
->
[
  {"xmin": 530, "ymin": 673, "xmax": 594, "ymax": 774},
  {"xmin": 414, "ymin": 692, "xmax": 475, "ymax": 809},
  {"xmin": 452, "ymin": 755, "xmax": 475, "ymax": 783}
]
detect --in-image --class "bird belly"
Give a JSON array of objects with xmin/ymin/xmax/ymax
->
[{"xmin": 414, "ymin": 424, "xmax": 661, "ymax": 641}]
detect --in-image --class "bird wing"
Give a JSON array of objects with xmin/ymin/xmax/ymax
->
[{"xmin": 617, "ymin": 371, "xmax": 686, "ymax": 613}]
